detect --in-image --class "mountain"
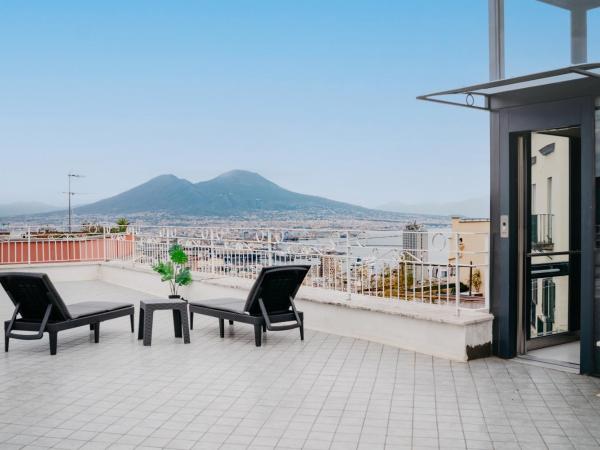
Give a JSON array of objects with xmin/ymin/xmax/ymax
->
[
  {"xmin": 0, "ymin": 201, "xmax": 61, "ymax": 218},
  {"xmin": 378, "ymin": 196, "xmax": 489, "ymax": 219},
  {"xmin": 74, "ymin": 170, "xmax": 383, "ymax": 218}
]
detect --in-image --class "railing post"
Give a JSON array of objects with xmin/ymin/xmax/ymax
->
[
  {"xmin": 27, "ymin": 226, "xmax": 31, "ymax": 265},
  {"xmin": 210, "ymin": 229, "xmax": 215, "ymax": 274},
  {"xmin": 455, "ymin": 232, "xmax": 460, "ymax": 314},
  {"xmin": 267, "ymin": 230, "xmax": 273, "ymax": 266},
  {"xmin": 131, "ymin": 225, "xmax": 137, "ymax": 265},
  {"xmin": 103, "ymin": 225, "xmax": 108, "ymax": 262},
  {"xmin": 346, "ymin": 231, "xmax": 351, "ymax": 300},
  {"xmin": 484, "ymin": 233, "xmax": 490, "ymax": 311}
]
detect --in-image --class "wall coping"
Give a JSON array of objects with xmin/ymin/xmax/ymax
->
[
  {"xmin": 102, "ymin": 261, "xmax": 493, "ymax": 327},
  {"xmin": 0, "ymin": 261, "xmax": 493, "ymax": 327}
]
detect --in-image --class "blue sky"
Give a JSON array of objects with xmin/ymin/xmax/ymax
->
[{"xmin": 1, "ymin": 1, "xmax": 599, "ymax": 208}]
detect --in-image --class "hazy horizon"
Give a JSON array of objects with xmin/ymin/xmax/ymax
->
[
  {"xmin": 0, "ymin": 169, "xmax": 489, "ymax": 215},
  {"xmin": 2, "ymin": 1, "xmax": 599, "ymax": 209}
]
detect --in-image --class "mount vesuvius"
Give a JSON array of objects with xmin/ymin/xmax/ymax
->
[{"xmin": 74, "ymin": 170, "xmax": 386, "ymax": 218}]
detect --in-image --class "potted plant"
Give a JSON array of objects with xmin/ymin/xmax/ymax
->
[
  {"xmin": 152, "ymin": 244, "xmax": 192, "ymax": 299},
  {"xmin": 116, "ymin": 217, "xmax": 129, "ymax": 233}
]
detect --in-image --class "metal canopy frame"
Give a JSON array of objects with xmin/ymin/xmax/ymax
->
[{"xmin": 417, "ymin": 63, "xmax": 600, "ymax": 111}]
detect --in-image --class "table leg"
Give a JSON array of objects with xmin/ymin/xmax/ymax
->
[
  {"xmin": 143, "ymin": 310, "xmax": 153, "ymax": 346},
  {"xmin": 137, "ymin": 308, "xmax": 145, "ymax": 340},
  {"xmin": 180, "ymin": 308, "xmax": 191, "ymax": 344},
  {"xmin": 173, "ymin": 310, "xmax": 182, "ymax": 338}
]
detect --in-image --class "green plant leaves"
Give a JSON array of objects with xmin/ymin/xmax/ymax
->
[
  {"xmin": 175, "ymin": 267, "xmax": 192, "ymax": 286},
  {"xmin": 169, "ymin": 244, "xmax": 188, "ymax": 264},
  {"xmin": 152, "ymin": 261, "xmax": 175, "ymax": 282},
  {"xmin": 153, "ymin": 245, "xmax": 192, "ymax": 295},
  {"xmin": 116, "ymin": 217, "xmax": 129, "ymax": 232}
]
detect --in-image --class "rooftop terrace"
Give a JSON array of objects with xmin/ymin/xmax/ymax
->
[{"xmin": 1, "ymin": 279, "xmax": 600, "ymax": 450}]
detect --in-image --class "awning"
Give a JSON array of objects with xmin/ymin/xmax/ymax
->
[{"xmin": 417, "ymin": 63, "xmax": 600, "ymax": 111}]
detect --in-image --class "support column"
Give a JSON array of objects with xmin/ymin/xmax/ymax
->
[
  {"xmin": 489, "ymin": 0, "xmax": 505, "ymax": 81},
  {"xmin": 571, "ymin": 7, "xmax": 587, "ymax": 64}
]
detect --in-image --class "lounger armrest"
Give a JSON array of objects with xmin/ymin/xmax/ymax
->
[
  {"xmin": 5, "ymin": 303, "xmax": 52, "ymax": 341},
  {"xmin": 265, "ymin": 323, "xmax": 301, "ymax": 331},
  {"xmin": 7, "ymin": 331, "xmax": 47, "ymax": 340},
  {"xmin": 258, "ymin": 296, "xmax": 303, "ymax": 332}
]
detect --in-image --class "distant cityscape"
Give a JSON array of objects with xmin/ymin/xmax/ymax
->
[{"xmin": 0, "ymin": 170, "xmax": 487, "ymax": 229}]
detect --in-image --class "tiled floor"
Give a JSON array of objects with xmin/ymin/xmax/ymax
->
[
  {"xmin": 0, "ymin": 281, "xmax": 600, "ymax": 450},
  {"xmin": 527, "ymin": 341, "xmax": 581, "ymax": 366}
]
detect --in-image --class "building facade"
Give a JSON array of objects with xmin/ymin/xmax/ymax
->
[{"xmin": 448, "ymin": 217, "xmax": 490, "ymax": 296}]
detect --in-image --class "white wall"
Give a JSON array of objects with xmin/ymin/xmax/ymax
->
[{"xmin": 0, "ymin": 262, "xmax": 494, "ymax": 362}]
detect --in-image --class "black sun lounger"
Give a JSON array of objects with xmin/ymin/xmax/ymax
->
[
  {"xmin": 189, "ymin": 265, "xmax": 310, "ymax": 346},
  {"xmin": 0, "ymin": 272, "xmax": 135, "ymax": 355}
]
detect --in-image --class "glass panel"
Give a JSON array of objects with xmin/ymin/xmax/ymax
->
[
  {"xmin": 529, "ymin": 132, "xmax": 569, "ymax": 257},
  {"xmin": 530, "ymin": 275, "xmax": 569, "ymax": 337},
  {"xmin": 528, "ymin": 129, "xmax": 575, "ymax": 339}
]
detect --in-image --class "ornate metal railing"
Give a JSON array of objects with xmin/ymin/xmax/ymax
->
[
  {"xmin": 132, "ymin": 225, "xmax": 489, "ymax": 311},
  {"xmin": 530, "ymin": 213, "xmax": 554, "ymax": 250},
  {"xmin": 0, "ymin": 224, "xmax": 489, "ymax": 310}
]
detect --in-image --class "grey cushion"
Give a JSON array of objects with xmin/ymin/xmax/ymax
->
[
  {"xmin": 67, "ymin": 301, "xmax": 133, "ymax": 319},
  {"xmin": 189, "ymin": 298, "xmax": 247, "ymax": 314}
]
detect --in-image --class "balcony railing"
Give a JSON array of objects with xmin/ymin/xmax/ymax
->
[
  {"xmin": 0, "ymin": 224, "xmax": 490, "ymax": 311},
  {"xmin": 531, "ymin": 213, "xmax": 554, "ymax": 250},
  {"xmin": 0, "ymin": 226, "xmax": 134, "ymax": 264}
]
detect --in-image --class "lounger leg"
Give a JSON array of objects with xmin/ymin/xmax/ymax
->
[
  {"xmin": 300, "ymin": 323, "xmax": 304, "ymax": 341},
  {"xmin": 49, "ymin": 331, "xmax": 58, "ymax": 355},
  {"xmin": 130, "ymin": 313, "xmax": 134, "ymax": 333},
  {"xmin": 254, "ymin": 324, "xmax": 262, "ymax": 347},
  {"xmin": 262, "ymin": 323, "xmax": 267, "ymax": 332},
  {"xmin": 190, "ymin": 312, "xmax": 194, "ymax": 330},
  {"xmin": 137, "ymin": 309, "xmax": 145, "ymax": 340},
  {"xmin": 229, "ymin": 320, "xmax": 234, "ymax": 325},
  {"xmin": 93, "ymin": 323, "xmax": 100, "ymax": 343},
  {"xmin": 4, "ymin": 322, "xmax": 8, "ymax": 352},
  {"xmin": 173, "ymin": 310, "xmax": 182, "ymax": 338},
  {"xmin": 219, "ymin": 318, "xmax": 224, "ymax": 338}
]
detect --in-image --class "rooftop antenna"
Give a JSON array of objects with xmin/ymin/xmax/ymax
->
[{"xmin": 64, "ymin": 173, "xmax": 85, "ymax": 232}]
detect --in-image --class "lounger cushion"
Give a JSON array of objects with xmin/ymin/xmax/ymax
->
[
  {"xmin": 67, "ymin": 301, "xmax": 133, "ymax": 319},
  {"xmin": 189, "ymin": 298, "xmax": 247, "ymax": 314}
]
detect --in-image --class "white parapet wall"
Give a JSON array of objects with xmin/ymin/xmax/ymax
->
[
  {"xmin": 0, "ymin": 262, "xmax": 101, "ymax": 282},
  {"xmin": 0, "ymin": 261, "xmax": 494, "ymax": 362},
  {"xmin": 101, "ymin": 262, "xmax": 494, "ymax": 362},
  {"xmin": 297, "ymin": 299, "xmax": 492, "ymax": 362}
]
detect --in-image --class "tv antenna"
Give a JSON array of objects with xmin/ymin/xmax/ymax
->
[{"xmin": 63, "ymin": 173, "xmax": 85, "ymax": 232}]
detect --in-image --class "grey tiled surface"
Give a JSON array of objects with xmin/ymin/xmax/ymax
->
[{"xmin": 0, "ymin": 281, "xmax": 600, "ymax": 450}]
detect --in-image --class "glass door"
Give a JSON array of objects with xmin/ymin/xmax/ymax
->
[{"xmin": 524, "ymin": 128, "xmax": 581, "ymax": 352}]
